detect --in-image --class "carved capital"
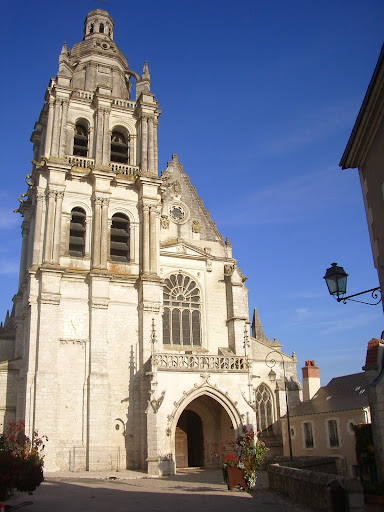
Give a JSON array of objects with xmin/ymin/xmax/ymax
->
[
  {"xmin": 92, "ymin": 195, "xmax": 103, "ymax": 206},
  {"xmin": 46, "ymin": 189, "xmax": 57, "ymax": 199},
  {"xmin": 101, "ymin": 197, "xmax": 110, "ymax": 207},
  {"xmin": 56, "ymin": 190, "xmax": 65, "ymax": 200},
  {"xmin": 35, "ymin": 191, "xmax": 46, "ymax": 203}
]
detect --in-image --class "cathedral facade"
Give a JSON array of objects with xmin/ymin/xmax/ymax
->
[{"xmin": 0, "ymin": 10, "xmax": 300, "ymax": 474}]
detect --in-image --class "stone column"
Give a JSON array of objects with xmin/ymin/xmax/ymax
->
[
  {"xmin": 129, "ymin": 134, "xmax": 136, "ymax": 166},
  {"xmin": 142, "ymin": 205, "xmax": 150, "ymax": 274},
  {"xmin": 153, "ymin": 119, "xmax": 158, "ymax": 177},
  {"xmin": 100, "ymin": 197, "xmax": 110, "ymax": 269},
  {"xmin": 44, "ymin": 97, "xmax": 55, "ymax": 158},
  {"xmin": 59, "ymin": 100, "xmax": 69, "ymax": 157},
  {"xmin": 102, "ymin": 109, "xmax": 111, "ymax": 165},
  {"xmin": 53, "ymin": 191, "xmax": 64, "ymax": 264},
  {"xmin": 50, "ymin": 100, "xmax": 62, "ymax": 158},
  {"xmin": 95, "ymin": 109, "xmax": 104, "ymax": 165},
  {"xmin": 141, "ymin": 117, "xmax": 148, "ymax": 174},
  {"xmin": 92, "ymin": 196, "xmax": 102, "ymax": 269},
  {"xmin": 147, "ymin": 117, "xmax": 154, "ymax": 175},
  {"xmin": 18, "ymin": 220, "xmax": 30, "ymax": 288},
  {"xmin": 32, "ymin": 192, "xmax": 45, "ymax": 266},
  {"xmin": 149, "ymin": 206, "xmax": 159, "ymax": 275},
  {"xmin": 43, "ymin": 190, "xmax": 57, "ymax": 264}
]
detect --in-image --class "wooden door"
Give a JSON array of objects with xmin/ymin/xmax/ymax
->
[{"xmin": 175, "ymin": 427, "xmax": 188, "ymax": 468}]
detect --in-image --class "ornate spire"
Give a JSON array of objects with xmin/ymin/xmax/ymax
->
[{"xmin": 142, "ymin": 61, "xmax": 151, "ymax": 81}]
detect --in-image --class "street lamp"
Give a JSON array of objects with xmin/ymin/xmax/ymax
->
[
  {"xmin": 323, "ymin": 263, "xmax": 381, "ymax": 305},
  {"xmin": 265, "ymin": 350, "xmax": 293, "ymax": 460}
]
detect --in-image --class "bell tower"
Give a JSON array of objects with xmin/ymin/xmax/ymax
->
[{"xmin": 11, "ymin": 9, "xmax": 162, "ymax": 471}]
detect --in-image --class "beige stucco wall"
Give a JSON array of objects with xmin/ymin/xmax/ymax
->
[{"xmin": 282, "ymin": 409, "xmax": 370, "ymax": 476}]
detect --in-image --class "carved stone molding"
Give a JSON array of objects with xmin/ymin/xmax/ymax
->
[
  {"xmin": 224, "ymin": 264, "xmax": 235, "ymax": 277},
  {"xmin": 192, "ymin": 220, "xmax": 200, "ymax": 233},
  {"xmin": 91, "ymin": 299, "xmax": 109, "ymax": 309},
  {"xmin": 39, "ymin": 293, "xmax": 60, "ymax": 305},
  {"xmin": 60, "ymin": 339, "xmax": 87, "ymax": 345},
  {"xmin": 149, "ymin": 390, "xmax": 165, "ymax": 413},
  {"xmin": 160, "ymin": 215, "xmax": 170, "ymax": 229},
  {"xmin": 165, "ymin": 373, "xmax": 245, "ymax": 436}
]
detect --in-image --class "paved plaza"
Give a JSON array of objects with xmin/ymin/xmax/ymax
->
[{"xmin": 3, "ymin": 469, "xmax": 315, "ymax": 512}]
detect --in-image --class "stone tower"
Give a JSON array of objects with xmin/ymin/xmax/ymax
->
[{"xmin": 0, "ymin": 10, "xmax": 301, "ymax": 474}]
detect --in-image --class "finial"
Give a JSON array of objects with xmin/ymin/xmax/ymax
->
[
  {"xmin": 225, "ymin": 236, "xmax": 231, "ymax": 247},
  {"xmin": 142, "ymin": 61, "xmax": 150, "ymax": 81},
  {"xmin": 171, "ymin": 154, "xmax": 178, "ymax": 162}
]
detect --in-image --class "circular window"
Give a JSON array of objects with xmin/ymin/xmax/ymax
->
[{"xmin": 169, "ymin": 203, "xmax": 189, "ymax": 223}]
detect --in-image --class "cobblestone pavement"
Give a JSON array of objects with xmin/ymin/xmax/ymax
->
[{"xmin": 3, "ymin": 468, "xmax": 316, "ymax": 512}]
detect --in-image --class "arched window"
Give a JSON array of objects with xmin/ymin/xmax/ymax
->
[
  {"xmin": 99, "ymin": 23, "xmax": 104, "ymax": 33},
  {"xmin": 73, "ymin": 123, "xmax": 88, "ymax": 157},
  {"xmin": 89, "ymin": 23, "xmax": 94, "ymax": 34},
  {"xmin": 110, "ymin": 213, "xmax": 130, "ymax": 262},
  {"xmin": 163, "ymin": 273, "xmax": 201, "ymax": 347},
  {"xmin": 69, "ymin": 207, "xmax": 86, "ymax": 257},
  {"xmin": 110, "ymin": 131, "xmax": 128, "ymax": 163},
  {"xmin": 255, "ymin": 384, "xmax": 274, "ymax": 434}
]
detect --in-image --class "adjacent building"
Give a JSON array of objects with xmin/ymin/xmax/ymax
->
[
  {"xmin": 340, "ymin": 44, "xmax": 384, "ymax": 481},
  {"xmin": 282, "ymin": 362, "xmax": 370, "ymax": 477}
]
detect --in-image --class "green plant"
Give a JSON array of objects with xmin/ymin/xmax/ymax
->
[
  {"xmin": 210, "ymin": 428, "xmax": 269, "ymax": 489},
  {"xmin": 0, "ymin": 420, "xmax": 47, "ymax": 501}
]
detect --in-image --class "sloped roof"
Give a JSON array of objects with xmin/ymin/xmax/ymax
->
[{"xmin": 289, "ymin": 372, "xmax": 369, "ymax": 417}]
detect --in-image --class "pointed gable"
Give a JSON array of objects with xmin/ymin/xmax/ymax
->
[{"xmin": 160, "ymin": 154, "xmax": 225, "ymax": 245}]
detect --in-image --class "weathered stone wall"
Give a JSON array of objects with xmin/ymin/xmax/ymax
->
[{"xmin": 268, "ymin": 464, "xmax": 364, "ymax": 512}]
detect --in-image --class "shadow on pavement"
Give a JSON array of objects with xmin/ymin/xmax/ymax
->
[{"xmin": 3, "ymin": 476, "xmax": 296, "ymax": 512}]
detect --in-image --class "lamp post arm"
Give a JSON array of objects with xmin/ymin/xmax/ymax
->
[{"xmin": 336, "ymin": 286, "xmax": 381, "ymax": 305}]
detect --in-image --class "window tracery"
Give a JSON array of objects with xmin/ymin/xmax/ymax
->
[
  {"xmin": 255, "ymin": 384, "xmax": 273, "ymax": 433},
  {"xmin": 163, "ymin": 273, "xmax": 201, "ymax": 347}
]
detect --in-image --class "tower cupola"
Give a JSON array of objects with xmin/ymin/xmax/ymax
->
[{"xmin": 83, "ymin": 9, "xmax": 114, "ymax": 40}]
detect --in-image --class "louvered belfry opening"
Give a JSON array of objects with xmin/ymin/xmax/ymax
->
[
  {"xmin": 110, "ymin": 213, "xmax": 130, "ymax": 262},
  {"xmin": 69, "ymin": 207, "xmax": 86, "ymax": 257},
  {"xmin": 73, "ymin": 124, "xmax": 88, "ymax": 157},
  {"xmin": 111, "ymin": 131, "xmax": 128, "ymax": 163}
]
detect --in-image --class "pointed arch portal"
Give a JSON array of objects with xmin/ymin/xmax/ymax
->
[{"xmin": 174, "ymin": 393, "xmax": 236, "ymax": 469}]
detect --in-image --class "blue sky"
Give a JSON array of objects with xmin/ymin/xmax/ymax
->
[{"xmin": 1, "ymin": 0, "xmax": 383, "ymax": 386}]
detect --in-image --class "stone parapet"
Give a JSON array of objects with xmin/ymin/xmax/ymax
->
[{"xmin": 268, "ymin": 463, "xmax": 364, "ymax": 512}]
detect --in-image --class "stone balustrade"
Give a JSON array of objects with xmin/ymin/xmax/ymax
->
[
  {"xmin": 152, "ymin": 353, "xmax": 249, "ymax": 372},
  {"xmin": 110, "ymin": 163, "xmax": 140, "ymax": 176},
  {"xmin": 67, "ymin": 156, "xmax": 95, "ymax": 168},
  {"xmin": 112, "ymin": 98, "xmax": 136, "ymax": 109},
  {"xmin": 72, "ymin": 90, "xmax": 94, "ymax": 100}
]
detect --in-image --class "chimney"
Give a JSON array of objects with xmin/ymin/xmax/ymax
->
[{"xmin": 302, "ymin": 360, "xmax": 320, "ymax": 401}]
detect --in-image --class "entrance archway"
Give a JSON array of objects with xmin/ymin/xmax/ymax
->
[
  {"xmin": 174, "ymin": 394, "xmax": 236, "ymax": 469},
  {"xmin": 176, "ymin": 410, "xmax": 203, "ymax": 467}
]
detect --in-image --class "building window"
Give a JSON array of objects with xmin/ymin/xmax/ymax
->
[
  {"xmin": 303, "ymin": 422, "xmax": 314, "ymax": 448},
  {"xmin": 111, "ymin": 131, "xmax": 128, "ymax": 163},
  {"xmin": 163, "ymin": 273, "xmax": 201, "ymax": 347},
  {"xmin": 328, "ymin": 420, "xmax": 339, "ymax": 447},
  {"xmin": 255, "ymin": 384, "xmax": 273, "ymax": 434},
  {"xmin": 99, "ymin": 23, "xmax": 104, "ymax": 33},
  {"xmin": 69, "ymin": 207, "xmax": 86, "ymax": 257},
  {"xmin": 73, "ymin": 123, "xmax": 88, "ymax": 157},
  {"xmin": 110, "ymin": 213, "xmax": 130, "ymax": 262}
]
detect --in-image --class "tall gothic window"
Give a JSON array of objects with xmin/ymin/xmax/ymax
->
[
  {"xmin": 163, "ymin": 274, "xmax": 201, "ymax": 347},
  {"xmin": 73, "ymin": 123, "xmax": 88, "ymax": 157},
  {"xmin": 110, "ymin": 213, "xmax": 130, "ymax": 262},
  {"xmin": 255, "ymin": 384, "xmax": 273, "ymax": 434},
  {"xmin": 69, "ymin": 207, "xmax": 86, "ymax": 257},
  {"xmin": 111, "ymin": 131, "xmax": 128, "ymax": 163}
]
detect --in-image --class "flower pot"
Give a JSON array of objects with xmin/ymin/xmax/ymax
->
[{"xmin": 226, "ymin": 466, "xmax": 248, "ymax": 492}]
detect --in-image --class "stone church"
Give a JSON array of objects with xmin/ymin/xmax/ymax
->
[{"xmin": 0, "ymin": 9, "xmax": 301, "ymax": 474}]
